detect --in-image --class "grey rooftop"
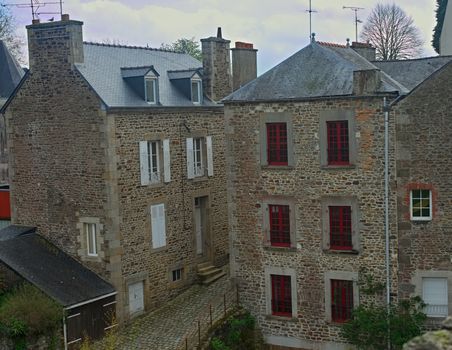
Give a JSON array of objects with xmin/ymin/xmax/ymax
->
[
  {"xmin": 0, "ymin": 40, "xmax": 24, "ymax": 101},
  {"xmin": 0, "ymin": 227, "xmax": 115, "ymax": 307},
  {"xmin": 76, "ymin": 43, "xmax": 216, "ymax": 108},
  {"xmin": 224, "ymin": 41, "xmax": 451, "ymax": 103}
]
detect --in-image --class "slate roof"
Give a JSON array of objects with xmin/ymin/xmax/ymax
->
[
  {"xmin": 0, "ymin": 227, "xmax": 115, "ymax": 307},
  {"xmin": 76, "ymin": 43, "xmax": 216, "ymax": 108},
  {"xmin": 0, "ymin": 40, "xmax": 24, "ymax": 101},
  {"xmin": 372, "ymin": 56, "xmax": 452, "ymax": 91},
  {"xmin": 224, "ymin": 41, "xmax": 408, "ymax": 103}
]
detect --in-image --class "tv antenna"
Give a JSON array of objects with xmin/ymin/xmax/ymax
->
[
  {"xmin": 343, "ymin": 6, "xmax": 364, "ymax": 42},
  {"xmin": 306, "ymin": 0, "xmax": 318, "ymax": 41},
  {"xmin": 0, "ymin": 0, "xmax": 63, "ymax": 20}
]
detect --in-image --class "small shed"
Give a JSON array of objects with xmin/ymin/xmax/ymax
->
[{"xmin": 0, "ymin": 226, "xmax": 116, "ymax": 349}]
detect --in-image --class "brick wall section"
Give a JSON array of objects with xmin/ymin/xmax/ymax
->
[
  {"xmin": 225, "ymin": 97, "xmax": 398, "ymax": 347},
  {"xmin": 109, "ymin": 107, "xmax": 229, "ymax": 311},
  {"xmin": 394, "ymin": 62, "xmax": 452, "ymax": 298}
]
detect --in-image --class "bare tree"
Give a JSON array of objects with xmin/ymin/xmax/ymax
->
[
  {"xmin": 361, "ymin": 3, "xmax": 423, "ymax": 60},
  {"xmin": 0, "ymin": 5, "xmax": 24, "ymax": 63}
]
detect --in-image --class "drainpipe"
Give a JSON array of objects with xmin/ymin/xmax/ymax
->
[{"xmin": 384, "ymin": 97, "xmax": 390, "ymax": 313}]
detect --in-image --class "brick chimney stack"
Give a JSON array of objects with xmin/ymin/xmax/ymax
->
[
  {"xmin": 201, "ymin": 27, "xmax": 232, "ymax": 102},
  {"xmin": 231, "ymin": 41, "xmax": 257, "ymax": 91},
  {"xmin": 26, "ymin": 14, "xmax": 84, "ymax": 73}
]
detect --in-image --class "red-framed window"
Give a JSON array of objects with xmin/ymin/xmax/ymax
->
[
  {"xmin": 266, "ymin": 123, "xmax": 288, "ymax": 165},
  {"xmin": 271, "ymin": 274, "xmax": 292, "ymax": 317},
  {"xmin": 327, "ymin": 120, "xmax": 349, "ymax": 165},
  {"xmin": 269, "ymin": 205, "xmax": 290, "ymax": 247},
  {"xmin": 0, "ymin": 189, "xmax": 10, "ymax": 220},
  {"xmin": 329, "ymin": 206, "xmax": 352, "ymax": 250},
  {"xmin": 331, "ymin": 279, "xmax": 353, "ymax": 322}
]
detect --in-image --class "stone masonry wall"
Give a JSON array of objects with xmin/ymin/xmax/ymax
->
[
  {"xmin": 109, "ymin": 106, "xmax": 229, "ymax": 314},
  {"xmin": 5, "ymin": 21, "xmax": 111, "ymax": 279},
  {"xmin": 394, "ymin": 63, "xmax": 452, "ymax": 318},
  {"xmin": 225, "ymin": 97, "xmax": 398, "ymax": 349}
]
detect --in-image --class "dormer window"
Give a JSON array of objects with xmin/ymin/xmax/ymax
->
[
  {"xmin": 145, "ymin": 77, "xmax": 157, "ymax": 104},
  {"xmin": 191, "ymin": 79, "xmax": 202, "ymax": 104}
]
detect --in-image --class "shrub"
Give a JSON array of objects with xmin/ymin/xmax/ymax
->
[{"xmin": 0, "ymin": 283, "xmax": 63, "ymax": 338}]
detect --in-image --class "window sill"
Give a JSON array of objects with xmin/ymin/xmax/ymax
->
[
  {"xmin": 321, "ymin": 164, "xmax": 356, "ymax": 170},
  {"xmin": 150, "ymin": 246, "xmax": 167, "ymax": 253},
  {"xmin": 265, "ymin": 315, "xmax": 298, "ymax": 322},
  {"xmin": 261, "ymin": 165, "xmax": 294, "ymax": 171},
  {"xmin": 141, "ymin": 182, "xmax": 165, "ymax": 188},
  {"xmin": 323, "ymin": 249, "xmax": 359, "ymax": 255},
  {"xmin": 411, "ymin": 218, "xmax": 432, "ymax": 223},
  {"xmin": 189, "ymin": 175, "xmax": 209, "ymax": 183},
  {"xmin": 263, "ymin": 245, "xmax": 298, "ymax": 253}
]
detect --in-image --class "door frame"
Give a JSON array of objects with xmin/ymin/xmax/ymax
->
[{"xmin": 192, "ymin": 191, "xmax": 212, "ymax": 262}]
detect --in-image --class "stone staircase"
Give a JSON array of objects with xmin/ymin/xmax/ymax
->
[{"xmin": 197, "ymin": 262, "xmax": 226, "ymax": 285}]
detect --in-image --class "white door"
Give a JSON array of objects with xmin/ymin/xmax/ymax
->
[
  {"xmin": 128, "ymin": 281, "xmax": 144, "ymax": 315},
  {"xmin": 195, "ymin": 201, "xmax": 203, "ymax": 255}
]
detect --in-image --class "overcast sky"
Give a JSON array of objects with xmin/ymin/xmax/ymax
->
[{"xmin": 11, "ymin": 0, "xmax": 438, "ymax": 73}]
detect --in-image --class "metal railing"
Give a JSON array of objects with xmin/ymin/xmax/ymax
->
[{"xmin": 176, "ymin": 283, "xmax": 239, "ymax": 350}]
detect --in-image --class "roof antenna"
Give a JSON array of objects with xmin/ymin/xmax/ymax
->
[
  {"xmin": 1, "ymin": 0, "xmax": 64, "ymax": 21},
  {"xmin": 343, "ymin": 6, "xmax": 364, "ymax": 42},
  {"xmin": 306, "ymin": 0, "xmax": 318, "ymax": 41}
]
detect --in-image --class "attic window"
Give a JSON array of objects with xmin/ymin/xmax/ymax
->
[
  {"xmin": 145, "ymin": 77, "xmax": 157, "ymax": 104},
  {"xmin": 191, "ymin": 79, "xmax": 202, "ymax": 104}
]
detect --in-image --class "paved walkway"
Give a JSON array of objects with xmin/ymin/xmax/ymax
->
[{"xmin": 96, "ymin": 276, "xmax": 235, "ymax": 350}]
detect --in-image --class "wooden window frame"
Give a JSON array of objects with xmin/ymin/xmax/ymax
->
[
  {"xmin": 266, "ymin": 123, "xmax": 288, "ymax": 166},
  {"xmin": 331, "ymin": 279, "xmax": 354, "ymax": 323},
  {"xmin": 271, "ymin": 274, "xmax": 292, "ymax": 317},
  {"xmin": 269, "ymin": 204, "xmax": 291, "ymax": 247},
  {"xmin": 327, "ymin": 120, "xmax": 350, "ymax": 165},
  {"xmin": 329, "ymin": 206, "xmax": 353, "ymax": 250},
  {"xmin": 410, "ymin": 189, "xmax": 432, "ymax": 221}
]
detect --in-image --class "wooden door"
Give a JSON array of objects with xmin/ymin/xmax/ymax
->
[{"xmin": 128, "ymin": 281, "xmax": 144, "ymax": 315}]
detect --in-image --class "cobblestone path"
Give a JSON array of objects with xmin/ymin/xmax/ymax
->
[{"xmin": 98, "ymin": 276, "xmax": 234, "ymax": 350}]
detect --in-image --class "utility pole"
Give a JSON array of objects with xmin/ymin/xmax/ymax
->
[
  {"xmin": 306, "ymin": 0, "xmax": 318, "ymax": 41},
  {"xmin": 343, "ymin": 6, "xmax": 364, "ymax": 42}
]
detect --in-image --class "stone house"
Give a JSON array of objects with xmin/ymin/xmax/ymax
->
[
  {"xmin": 224, "ymin": 37, "xmax": 452, "ymax": 350},
  {"xmin": 0, "ymin": 14, "xmax": 256, "ymax": 346}
]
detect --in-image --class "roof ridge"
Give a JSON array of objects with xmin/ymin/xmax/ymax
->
[
  {"xmin": 120, "ymin": 65, "xmax": 154, "ymax": 70},
  {"xmin": 83, "ymin": 41, "xmax": 186, "ymax": 54},
  {"xmin": 373, "ymin": 55, "xmax": 452, "ymax": 63},
  {"xmin": 317, "ymin": 41, "xmax": 348, "ymax": 48},
  {"xmin": 167, "ymin": 68, "xmax": 201, "ymax": 73}
]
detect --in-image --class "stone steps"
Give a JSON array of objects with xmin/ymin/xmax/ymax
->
[{"xmin": 197, "ymin": 262, "xmax": 226, "ymax": 285}]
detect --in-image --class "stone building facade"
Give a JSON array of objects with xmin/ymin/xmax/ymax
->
[
  {"xmin": 2, "ymin": 15, "xmax": 243, "ymax": 324},
  {"xmin": 224, "ymin": 40, "xmax": 452, "ymax": 349},
  {"xmin": 394, "ymin": 62, "xmax": 452, "ymax": 327}
]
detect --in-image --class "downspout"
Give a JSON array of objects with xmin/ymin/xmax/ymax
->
[{"xmin": 384, "ymin": 94, "xmax": 404, "ymax": 349}]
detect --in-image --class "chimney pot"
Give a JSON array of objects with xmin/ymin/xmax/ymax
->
[
  {"xmin": 61, "ymin": 14, "xmax": 70, "ymax": 21},
  {"xmin": 32, "ymin": 19, "xmax": 40, "ymax": 25},
  {"xmin": 235, "ymin": 41, "xmax": 254, "ymax": 49},
  {"xmin": 217, "ymin": 27, "xmax": 222, "ymax": 39}
]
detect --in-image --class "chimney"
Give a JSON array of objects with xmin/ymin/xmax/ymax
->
[
  {"xmin": 26, "ymin": 14, "xmax": 84, "ymax": 72},
  {"xmin": 353, "ymin": 69, "xmax": 381, "ymax": 95},
  {"xmin": 231, "ymin": 41, "xmax": 257, "ymax": 91},
  {"xmin": 201, "ymin": 27, "xmax": 232, "ymax": 102},
  {"xmin": 351, "ymin": 41, "xmax": 376, "ymax": 61}
]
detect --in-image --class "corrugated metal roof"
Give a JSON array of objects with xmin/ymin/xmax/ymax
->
[
  {"xmin": 372, "ymin": 56, "xmax": 452, "ymax": 91},
  {"xmin": 0, "ymin": 40, "xmax": 24, "ymax": 99},
  {"xmin": 0, "ymin": 228, "xmax": 115, "ymax": 307},
  {"xmin": 224, "ymin": 41, "xmax": 409, "ymax": 102},
  {"xmin": 76, "ymin": 43, "xmax": 216, "ymax": 108}
]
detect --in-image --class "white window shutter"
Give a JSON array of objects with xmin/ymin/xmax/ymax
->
[
  {"xmin": 163, "ymin": 139, "xmax": 171, "ymax": 183},
  {"xmin": 151, "ymin": 204, "xmax": 166, "ymax": 249},
  {"xmin": 139, "ymin": 141, "xmax": 150, "ymax": 186},
  {"xmin": 186, "ymin": 138, "xmax": 194, "ymax": 179},
  {"xmin": 206, "ymin": 135, "xmax": 214, "ymax": 177}
]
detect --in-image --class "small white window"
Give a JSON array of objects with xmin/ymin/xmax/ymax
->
[
  {"xmin": 150, "ymin": 203, "xmax": 166, "ymax": 249},
  {"xmin": 410, "ymin": 189, "xmax": 432, "ymax": 221},
  {"xmin": 140, "ymin": 140, "xmax": 171, "ymax": 185},
  {"xmin": 145, "ymin": 77, "xmax": 157, "ymax": 104},
  {"xmin": 186, "ymin": 136, "xmax": 213, "ymax": 179},
  {"xmin": 172, "ymin": 268, "xmax": 183, "ymax": 282},
  {"xmin": 85, "ymin": 223, "xmax": 97, "ymax": 256},
  {"xmin": 191, "ymin": 80, "xmax": 201, "ymax": 104},
  {"xmin": 423, "ymin": 277, "xmax": 448, "ymax": 317},
  {"xmin": 193, "ymin": 138, "xmax": 203, "ymax": 177}
]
